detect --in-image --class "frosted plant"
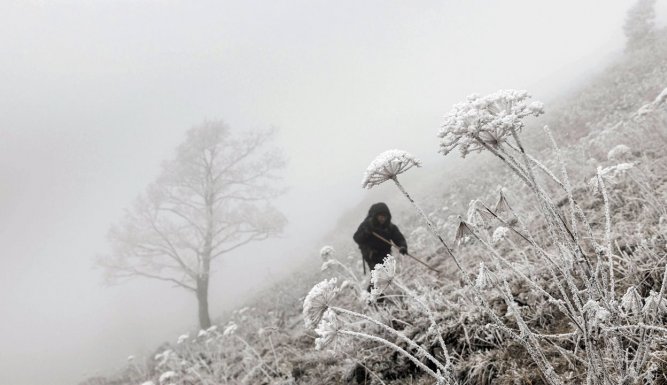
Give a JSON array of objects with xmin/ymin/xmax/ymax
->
[
  {"xmin": 492, "ymin": 226, "xmax": 510, "ymax": 244},
  {"xmin": 607, "ymin": 144, "xmax": 632, "ymax": 161},
  {"xmin": 620, "ymin": 286, "xmax": 643, "ymax": 316},
  {"xmin": 319, "ymin": 245, "xmax": 335, "ymax": 261},
  {"xmin": 303, "ymin": 278, "xmax": 340, "ymax": 329},
  {"xmin": 176, "ymin": 333, "xmax": 189, "ymax": 344},
  {"xmin": 314, "ymin": 309, "xmax": 343, "ymax": 350},
  {"xmin": 321, "ymin": 260, "xmax": 338, "ymax": 271},
  {"xmin": 475, "ymin": 262, "xmax": 493, "ymax": 290},
  {"xmin": 141, "ymin": 382, "xmax": 156, "ymax": 385},
  {"xmin": 363, "ymin": 149, "xmax": 466, "ymax": 275},
  {"xmin": 158, "ymin": 370, "xmax": 177, "ymax": 384},
  {"xmin": 155, "ymin": 349, "xmax": 175, "ymax": 368},
  {"xmin": 197, "ymin": 329, "xmax": 207, "ymax": 338},
  {"xmin": 583, "ymin": 300, "xmax": 611, "ymax": 329},
  {"xmin": 370, "ymin": 255, "xmax": 396, "ymax": 301},
  {"xmin": 223, "ymin": 322, "xmax": 238, "ymax": 336},
  {"xmin": 438, "ymin": 89, "xmax": 544, "ymax": 157},
  {"xmin": 361, "ymin": 149, "xmax": 422, "ymax": 189},
  {"xmin": 589, "ymin": 163, "xmax": 634, "ymax": 193},
  {"xmin": 642, "ymin": 291, "xmax": 667, "ymax": 316},
  {"xmin": 636, "ymin": 86, "xmax": 667, "ymax": 116}
]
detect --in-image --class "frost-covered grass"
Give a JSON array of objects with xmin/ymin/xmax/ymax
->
[{"xmin": 83, "ymin": 20, "xmax": 667, "ymax": 385}]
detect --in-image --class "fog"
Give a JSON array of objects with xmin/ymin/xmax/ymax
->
[{"xmin": 0, "ymin": 1, "xmax": 663, "ymax": 384}]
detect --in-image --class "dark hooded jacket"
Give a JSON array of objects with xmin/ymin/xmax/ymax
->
[{"xmin": 353, "ymin": 202, "xmax": 407, "ymax": 271}]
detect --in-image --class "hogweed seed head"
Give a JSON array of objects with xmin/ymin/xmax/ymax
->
[
  {"xmin": 439, "ymin": 89, "xmax": 544, "ymax": 157},
  {"xmin": 314, "ymin": 309, "xmax": 343, "ymax": 350},
  {"xmin": 362, "ymin": 150, "xmax": 422, "ymax": 189},
  {"xmin": 370, "ymin": 255, "xmax": 397, "ymax": 301},
  {"xmin": 320, "ymin": 245, "xmax": 335, "ymax": 261},
  {"xmin": 303, "ymin": 278, "xmax": 340, "ymax": 329}
]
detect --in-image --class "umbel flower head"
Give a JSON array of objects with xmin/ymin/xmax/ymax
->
[
  {"xmin": 319, "ymin": 245, "xmax": 335, "ymax": 261},
  {"xmin": 303, "ymin": 278, "xmax": 340, "ymax": 329},
  {"xmin": 362, "ymin": 149, "xmax": 422, "ymax": 189},
  {"xmin": 314, "ymin": 309, "xmax": 343, "ymax": 350},
  {"xmin": 370, "ymin": 255, "xmax": 397, "ymax": 301},
  {"xmin": 438, "ymin": 89, "xmax": 544, "ymax": 157}
]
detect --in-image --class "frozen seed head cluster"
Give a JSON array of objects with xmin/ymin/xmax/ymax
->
[
  {"xmin": 370, "ymin": 255, "xmax": 397, "ymax": 301},
  {"xmin": 303, "ymin": 278, "xmax": 340, "ymax": 329},
  {"xmin": 362, "ymin": 149, "xmax": 422, "ymax": 189},
  {"xmin": 319, "ymin": 245, "xmax": 335, "ymax": 261},
  {"xmin": 438, "ymin": 89, "xmax": 544, "ymax": 157},
  {"xmin": 314, "ymin": 309, "xmax": 342, "ymax": 350}
]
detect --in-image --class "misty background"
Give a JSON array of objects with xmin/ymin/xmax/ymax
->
[{"xmin": 1, "ymin": 1, "xmax": 665, "ymax": 384}]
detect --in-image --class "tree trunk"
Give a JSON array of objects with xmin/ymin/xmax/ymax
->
[{"xmin": 196, "ymin": 278, "xmax": 212, "ymax": 330}]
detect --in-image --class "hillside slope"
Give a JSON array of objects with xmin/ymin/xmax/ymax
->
[{"xmin": 83, "ymin": 18, "xmax": 667, "ymax": 385}]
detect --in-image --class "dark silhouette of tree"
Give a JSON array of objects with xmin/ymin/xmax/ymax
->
[{"xmin": 99, "ymin": 121, "xmax": 286, "ymax": 329}]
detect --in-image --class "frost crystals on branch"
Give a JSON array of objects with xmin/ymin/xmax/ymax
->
[
  {"xmin": 438, "ymin": 89, "xmax": 544, "ymax": 157},
  {"xmin": 362, "ymin": 149, "xmax": 422, "ymax": 189}
]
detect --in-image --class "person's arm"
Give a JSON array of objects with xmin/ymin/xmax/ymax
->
[
  {"xmin": 391, "ymin": 224, "xmax": 408, "ymax": 254},
  {"xmin": 353, "ymin": 220, "xmax": 372, "ymax": 244}
]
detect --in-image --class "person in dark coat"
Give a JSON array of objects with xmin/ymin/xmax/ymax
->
[{"xmin": 353, "ymin": 202, "xmax": 408, "ymax": 280}]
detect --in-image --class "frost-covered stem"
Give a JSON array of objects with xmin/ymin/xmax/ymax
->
[
  {"xmin": 394, "ymin": 280, "xmax": 453, "ymax": 373},
  {"xmin": 510, "ymin": 128, "xmax": 574, "ymax": 245},
  {"xmin": 268, "ymin": 335, "xmax": 279, "ymax": 372},
  {"xmin": 473, "ymin": 136, "xmax": 536, "ymax": 191},
  {"xmin": 391, "ymin": 176, "xmax": 464, "ymax": 274},
  {"xmin": 635, "ymin": 262, "xmax": 667, "ymax": 371},
  {"xmin": 342, "ymin": 352, "xmax": 388, "ymax": 385},
  {"xmin": 501, "ymin": 196, "xmax": 585, "ymax": 320},
  {"xmin": 596, "ymin": 167, "xmax": 615, "ymax": 303},
  {"xmin": 330, "ymin": 306, "xmax": 448, "ymax": 374},
  {"xmin": 187, "ymin": 366, "xmax": 212, "ymax": 385},
  {"xmin": 544, "ymin": 125, "xmax": 578, "ymax": 244},
  {"xmin": 468, "ymin": 225, "xmax": 582, "ymax": 332},
  {"xmin": 328, "ymin": 258, "xmax": 360, "ymax": 283},
  {"xmin": 489, "ymin": 265, "xmax": 564, "ymax": 385},
  {"xmin": 573, "ymin": 204, "xmax": 605, "ymax": 285},
  {"xmin": 504, "ymin": 140, "xmax": 565, "ymax": 189},
  {"xmin": 234, "ymin": 336, "xmax": 278, "ymax": 377},
  {"xmin": 605, "ymin": 323, "xmax": 667, "ymax": 333},
  {"xmin": 338, "ymin": 329, "xmax": 444, "ymax": 381}
]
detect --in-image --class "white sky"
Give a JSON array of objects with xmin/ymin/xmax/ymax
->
[{"xmin": 0, "ymin": 1, "xmax": 663, "ymax": 384}]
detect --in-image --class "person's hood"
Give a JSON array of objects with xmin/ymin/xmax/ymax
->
[{"xmin": 367, "ymin": 202, "xmax": 392, "ymax": 222}]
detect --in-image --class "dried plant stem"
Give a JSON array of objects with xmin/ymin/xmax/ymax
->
[
  {"xmin": 391, "ymin": 176, "xmax": 464, "ymax": 274},
  {"xmin": 330, "ymin": 306, "xmax": 449, "ymax": 375},
  {"xmin": 394, "ymin": 280, "xmax": 453, "ymax": 373},
  {"xmin": 338, "ymin": 329, "xmax": 444, "ymax": 381},
  {"xmin": 596, "ymin": 167, "xmax": 615, "ymax": 303}
]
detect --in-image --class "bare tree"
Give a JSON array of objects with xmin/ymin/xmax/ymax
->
[{"xmin": 99, "ymin": 121, "xmax": 286, "ymax": 329}]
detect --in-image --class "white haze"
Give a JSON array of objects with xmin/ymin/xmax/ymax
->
[{"xmin": 0, "ymin": 1, "xmax": 665, "ymax": 384}]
